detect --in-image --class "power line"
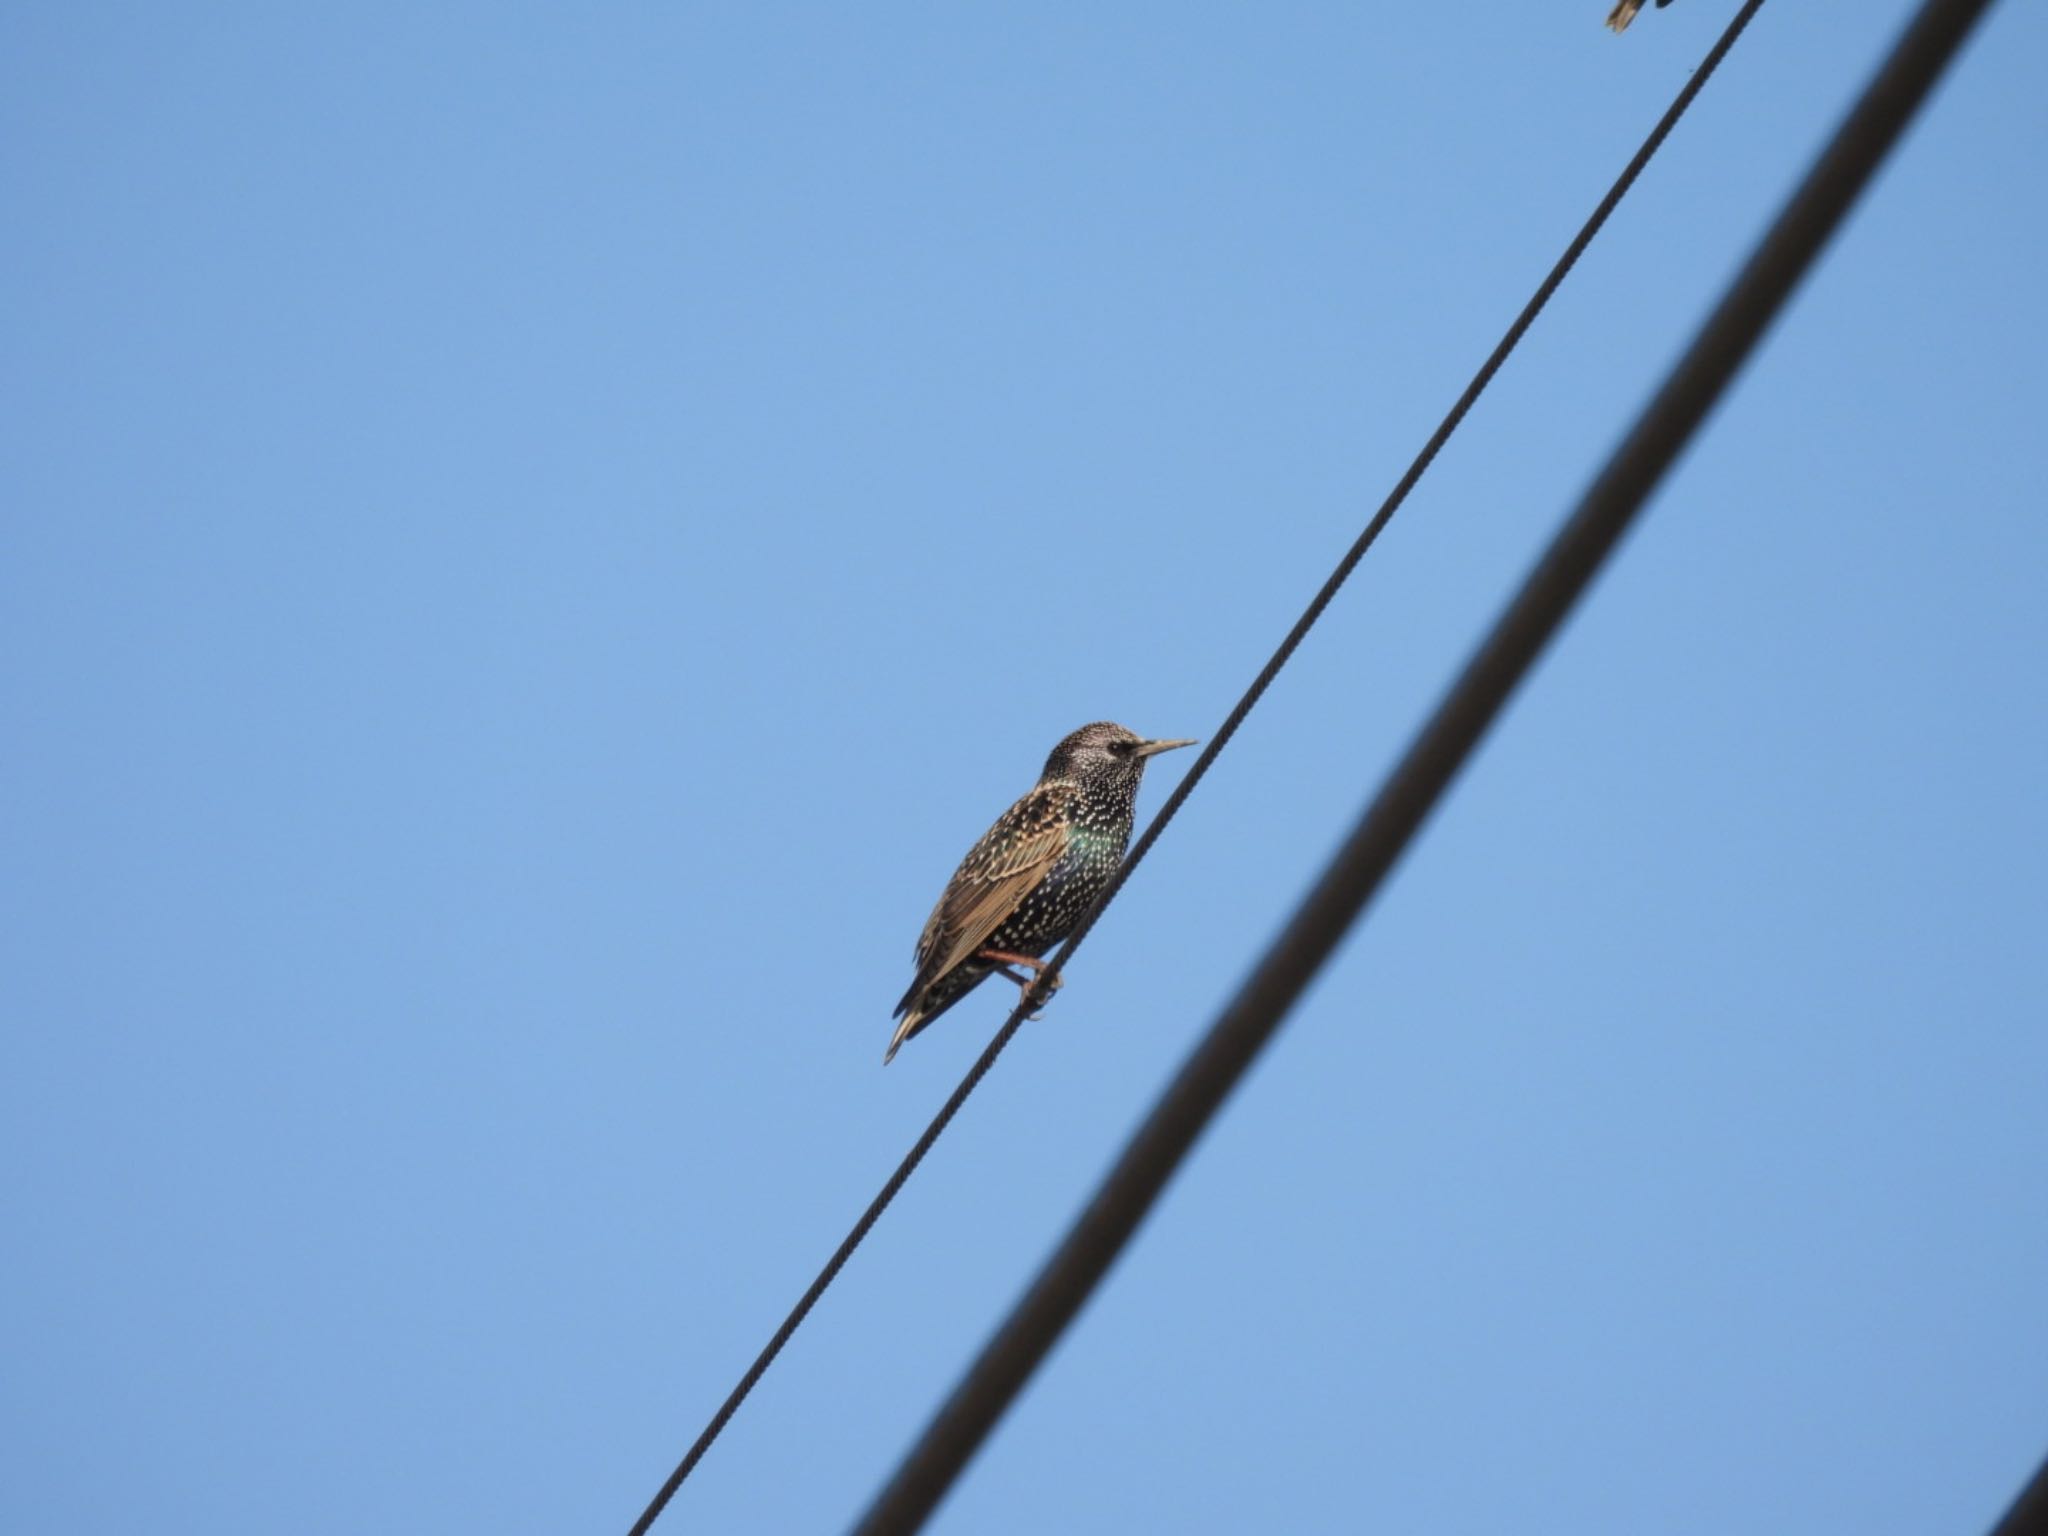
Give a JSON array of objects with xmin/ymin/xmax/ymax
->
[
  {"xmin": 848, "ymin": 0, "xmax": 1998, "ymax": 1529},
  {"xmin": 625, "ymin": 5, "xmax": 1770, "ymax": 1530}
]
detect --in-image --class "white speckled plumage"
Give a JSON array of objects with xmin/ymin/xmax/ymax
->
[{"xmin": 885, "ymin": 722, "xmax": 1193, "ymax": 1063}]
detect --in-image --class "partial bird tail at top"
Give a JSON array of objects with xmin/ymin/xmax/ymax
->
[{"xmin": 1606, "ymin": 0, "xmax": 1646, "ymax": 30}]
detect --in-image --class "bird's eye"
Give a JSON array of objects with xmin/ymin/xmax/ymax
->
[{"xmin": 1109, "ymin": 739, "xmax": 1132, "ymax": 755}]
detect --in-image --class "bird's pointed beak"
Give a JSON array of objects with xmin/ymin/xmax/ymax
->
[{"xmin": 1135, "ymin": 737, "xmax": 1197, "ymax": 758}]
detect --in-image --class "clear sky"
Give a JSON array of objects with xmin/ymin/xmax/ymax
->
[{"xmin": 4, "ymin": 4, "xmax": 2043, "ymax": 1533}]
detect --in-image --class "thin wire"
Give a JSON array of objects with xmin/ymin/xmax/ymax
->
[
  {"xmin": 851, "ymin": 0, "xmax": 1997, "ymax": 1528},
  {"xmin": 1033, "ymin": 0, "xmax": 1769, "ymax": 991},
  {"xmin": 626, "ymin": 5, "xmax": 1767, "ymax": 1529}
]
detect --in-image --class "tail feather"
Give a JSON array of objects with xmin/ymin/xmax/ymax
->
[
  {"xmin": 884, "ymin": 1009, "xmax": 924, "ymax": 1065},
  {"xmin": 1606, "ymin": 0, "xmax": 1644, "ymax": 30},
  {"xmin": 883, "ymin": 961, "xmax": 997, "ymax": 1064}
]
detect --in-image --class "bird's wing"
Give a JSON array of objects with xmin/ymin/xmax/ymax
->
[{"xmin": 907, "ymin": 782, "xmax": 1073, "ymax": 998}]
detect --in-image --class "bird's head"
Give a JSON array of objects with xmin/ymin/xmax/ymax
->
[{"xmin": 1041, "ymin": 722, "xmax": 1197, "ymax": 786}]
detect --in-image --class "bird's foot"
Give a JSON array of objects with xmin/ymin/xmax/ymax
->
[
  {"xmin": 977, "ymin": 949, "xmax": 1060, "ymax": 985},
  {"xmin": 979, "ymin": 949, "xmax": 1061, "ymax": 1019}
]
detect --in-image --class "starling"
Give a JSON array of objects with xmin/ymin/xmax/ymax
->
[
  {"xmin": 886, "ymin": 722, "xmax": 1195, "ymax": 1064},
  {"xmin": 1606, "ymin": 0, "xmax": 1675, "ymax": 31}
]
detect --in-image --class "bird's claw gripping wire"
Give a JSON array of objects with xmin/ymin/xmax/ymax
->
[{"xmin": 979, "ymin": 949, "xmax": 1063, "ymax": 1017}]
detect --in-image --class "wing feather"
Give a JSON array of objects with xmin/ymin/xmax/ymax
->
[{"xmin": 903, "ymin": 782, "xmax": 1073, "ymax": 1006}]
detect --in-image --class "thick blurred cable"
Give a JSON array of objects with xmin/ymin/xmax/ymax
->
[
  {"xmin": 1986, "ymin": 1453, "xmax": 2048, "ymax": 1536},
  {"xmin": 850, "ymin": 0, "xmax": 1999, "ymax": 1530}
]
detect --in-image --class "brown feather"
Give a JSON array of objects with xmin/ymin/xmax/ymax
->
[{"xmin": 903, "ymin": 781, "xmax": 1075, "ymax": 1009}]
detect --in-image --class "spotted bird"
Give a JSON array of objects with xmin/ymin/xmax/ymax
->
[{"xmin": 887, "ymin": 722, "xmax": 1195, "ymax": 1064}]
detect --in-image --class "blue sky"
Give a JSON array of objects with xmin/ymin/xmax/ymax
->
[{"xmin": 4, "ymin": 3, "xmax": 2043, "ymax": 1532}]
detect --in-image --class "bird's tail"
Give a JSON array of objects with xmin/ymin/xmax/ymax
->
[
  {"xmin": 1605, "ymin": 0, "xmax": 1645, "ymax": 31},
  {"xmin": 884, "ymin": 966, "xmax": 985, "ymax": 1063},
  {"xmin": 884, "ymin": 1008, "xmax": 924, "ymax": 1065}
]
